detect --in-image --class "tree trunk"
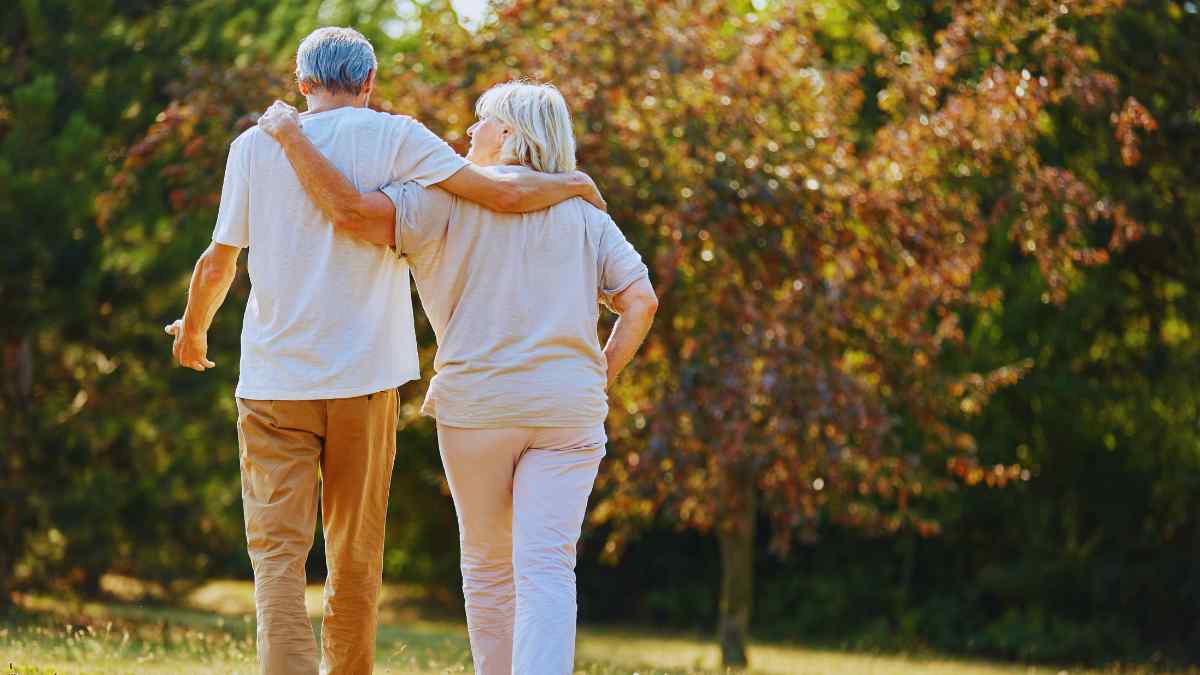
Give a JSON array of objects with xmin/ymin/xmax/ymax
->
[{"xmin": 717, "ymin": 463, "xmax": 756, "ymax": 668}]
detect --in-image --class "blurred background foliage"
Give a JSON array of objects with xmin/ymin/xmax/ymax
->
[{"xmin": 1, "ymin": 0, "xmax": 1197, "ymax": 668}]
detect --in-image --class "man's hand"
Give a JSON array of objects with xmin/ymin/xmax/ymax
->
[
  {"xmin": 165, "ymin": 319, "xmax": 216, "ymax": 372},
  {"xmin": 573, "ymin": 171, "xmax": 607, "ymax": 212},
  {"xmin": 257, "ymin": 100, "xmax": 302, "ymax": 141}
]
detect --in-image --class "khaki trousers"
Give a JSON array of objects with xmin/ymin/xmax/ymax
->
[
  {"xmin": 236, "ymin": 390, "xmax": 398, "ymax": 675},
  {"xmin": 436, "ymin": 424, "xmax": 606, "ymax": 675}
]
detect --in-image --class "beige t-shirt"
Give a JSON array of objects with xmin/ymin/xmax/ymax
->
[
  {"xmin": 212, "ymin": 107, "xmax": 468, "ymax": 400},
  {"xmin": 380, "ymin": 180, "xmax": 649, "ymax": 428}
]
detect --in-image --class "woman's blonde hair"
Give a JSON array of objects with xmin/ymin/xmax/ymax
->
[{"xmin": 475, "ymin": 81, "xmax": 577, "ymax": 174}]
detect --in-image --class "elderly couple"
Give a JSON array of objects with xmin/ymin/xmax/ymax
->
[{"xmin": 168, "ymin": 26, "xmax": 656, "ymax": 675}]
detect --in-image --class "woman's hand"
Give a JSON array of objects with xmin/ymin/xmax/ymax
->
[{"xmin": 257, "ymin": 100, "xmax": 302, "ymax": 140}]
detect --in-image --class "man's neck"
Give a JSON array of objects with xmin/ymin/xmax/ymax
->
[{"xmin": 304, "ymin": 94, "xmax": 366, "ymax": 115}]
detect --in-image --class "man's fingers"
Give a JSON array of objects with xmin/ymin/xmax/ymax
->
[
  {"xmin": 181, "ymin": 357, "xmax": 208, "ymax": 372},
  {"xmin": 260, "ymin": 102, "xmax": 287, "ymax": 124},
  {"xmin": 258, "ymin": 101, "xmax": 300, "ymax": 138},
  {"xmin": 175, "ymin": 348, "xmax": 214, "ymax": 371},
  {"xmin": 266, "ymin": 100, "xmax": 297, "ymax": 117},
  {"xmin": 586, "ymin": 193, "xmax": 608, "ymax": 212},
  {"xmin": 574, "ymin": 172, "xmax": 607, "ymax": 212}
]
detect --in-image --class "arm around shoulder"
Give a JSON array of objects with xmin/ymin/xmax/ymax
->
[
  {"xmin": 436, "ymin": 164, "xmax": 605, "ymax": 213},
  {"xmin": 436, "ymin": 164, "xmax": 523, "ymax": 212}
]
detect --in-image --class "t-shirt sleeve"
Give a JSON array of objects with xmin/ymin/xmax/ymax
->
[
  {"xmin": 379, "ymin": 181, "xmax": 456, "ymax": 258},
  {"xmin": 390, "ymin": 116, "xmax": 471, "ymax": 187},
  {"xmin": 597, "ymin": 213, "xmax": 650, "ymax": 301},
  {"xmin": 211, "ymin": 133, "xmax": 251, "ymax": 248}
]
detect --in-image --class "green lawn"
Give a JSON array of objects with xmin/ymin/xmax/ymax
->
[{"xmin": 2, "ymin": 579, "xmax": 1190, "ymax": 674}]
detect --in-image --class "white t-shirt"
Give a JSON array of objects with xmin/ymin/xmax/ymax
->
[{"xmin": 211, "ymin": 106, "xmax": 468, "ymax": 400}]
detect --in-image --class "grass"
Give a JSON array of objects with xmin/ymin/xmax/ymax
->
[{"xmin": 3, "ymin": 578, "xmax": 1193, "ymax": 674}]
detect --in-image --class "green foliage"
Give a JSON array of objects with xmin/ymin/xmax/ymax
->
[
  {"xmin": 0, "ymin": 0, "xmax": 393, "ymax": 599},
  {"xmin": 2, "ymin": 0, "xmax": 1198, "ymax": 667}
]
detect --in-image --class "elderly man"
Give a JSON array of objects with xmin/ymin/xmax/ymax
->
[{"xmin": 166, "ymin": 27, "xmax": 603, "ymax": 675}]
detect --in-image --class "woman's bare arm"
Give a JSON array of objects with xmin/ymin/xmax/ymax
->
[
  {"xmin": 603, "ymin": 277, "xmax": 658, "ymax": 386},
  {"xmin": 257, "ymin": 103, "xmax": 395, "ymax": 245},
  {"xmin": 438, "ymin": 163, "xmax": 605, "ymax": 213}
]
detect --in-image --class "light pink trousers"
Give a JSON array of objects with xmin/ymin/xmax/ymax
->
[{"xmin": 436, "ymin": 424, "xmax": 606, "ymax": 675}]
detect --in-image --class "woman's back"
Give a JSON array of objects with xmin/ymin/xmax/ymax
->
[{"xmin": 382, "ymin": 180, "xmax": 648, "ymax": 428}]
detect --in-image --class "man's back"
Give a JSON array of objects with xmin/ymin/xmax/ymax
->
[{"xmin": 211, "ymin": 106, "xmax": 467, "ymax": 399}]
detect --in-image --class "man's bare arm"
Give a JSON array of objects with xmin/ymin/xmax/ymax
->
[
  {"xmin": 437, "ymin": 163, "xmax": 605, "ymax": 213},
  {"xmin": 165, "ymin": 242, "xmax": 241, "ymax": 371},
  {"xmin": 603, "ymin": 277, "xmax": 658, "ymax": 386},
  {"xmin": 256, "ymin": 101, "xmax": 605, "ymax": 248}
]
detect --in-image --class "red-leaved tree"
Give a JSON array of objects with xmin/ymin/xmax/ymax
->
[{"xmin": 113, "ymin": 0, "xmax": 1154, "ymax": 665}]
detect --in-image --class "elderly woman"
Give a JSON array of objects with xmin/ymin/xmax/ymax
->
[{"xmin": 258, "ymin": 82, "xmax": 657, "ymax": 674}]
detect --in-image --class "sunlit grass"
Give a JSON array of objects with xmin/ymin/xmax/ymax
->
[{"xmin": 3, "ymin": 578, "xmax": 1194, "ymax": 674}]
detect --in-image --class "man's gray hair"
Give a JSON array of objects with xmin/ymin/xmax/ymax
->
[{"xmin": 295, "ymin": 27, "xmax": 377, "ymax": 96}]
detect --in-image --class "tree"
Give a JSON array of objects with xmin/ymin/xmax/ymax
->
[
  {"xmin": 106, "ymin": 0, "xmax": 1154, "ymax": 665},
  {"xmin": 934, "ymin": 0, "xmax": 1200, "ymax": 658},
  {"xmin": 0, "ymin": 0, "xmax": 237, "ymax": 604},
  {"xmin": 343, "ymin": 0, "xmax": 1147, "ymax": 665},
  {"xmin": 0, "ymin": 0, "xmax": 403, "ymax": 603}
]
